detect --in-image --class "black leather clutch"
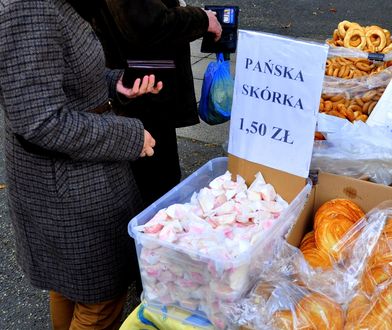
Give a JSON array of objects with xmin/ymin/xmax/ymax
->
[{"xmin": 122, "ymin": 60, "xmax": 176, "ymax": 88}]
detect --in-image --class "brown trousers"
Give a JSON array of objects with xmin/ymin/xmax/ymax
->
[{"xmin": 50, "ymin": 291, "xmax": 127, "ymax": 330}]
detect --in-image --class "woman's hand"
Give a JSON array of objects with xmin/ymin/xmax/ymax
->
[
  {"xmin": 117, "ymin": 74, "xmax": 163, "ymax": 99},
  {"xmin": 140, "ymin": 130, "xmax": 156, "ymax": 157}
]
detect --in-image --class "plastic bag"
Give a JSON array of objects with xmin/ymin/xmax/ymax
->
[
  {"xmin": 223, "ymin": 202, "xmax": 392, "ymax": 329},
  {"xmin": 311, "ymin": 121, "xmax": 392, "ymax": 185},
  {"xmin": 327, "ymin": 46, "xmax": 392, "ymax": 61},
  {"xmin": 223, "ymin": 279, "xmax": 345, "ymax": 330},
  {"xmin": 119, "ymin": 301, "xmax": 215, "ymax": 330},
  {"xmin": 317, "ymin": 43, "xmax": 392, "ymax": 125},
  {"xmin": 319, "ymin": 66, "xmax": 392, "ymax": 124},
  {"xmin": 198, "ymin": 53, "xmax": 234, "ymax": 125},
  {"xmin": 297, "ymin": 202, "xmax": 392, "ymax": 302},
  {"xmin": 344, "ymin": 280, "xmax": 392, "ymax": 329},
  {"xmin": 333, "ymin": 204, "xmax": 392, "ymax": 329}
]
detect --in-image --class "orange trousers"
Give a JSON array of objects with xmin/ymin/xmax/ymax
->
[{"xmin": 49, "ymin": 290, "xmax": 127, "ymax": 330}]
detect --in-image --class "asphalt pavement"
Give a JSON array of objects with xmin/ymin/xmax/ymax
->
[{"xmin": 3, "ymin": 1, "xmax": 392, "ymax": 329}]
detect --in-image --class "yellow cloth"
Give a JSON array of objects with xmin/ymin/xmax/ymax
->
[{"xmin": 120, "ymin": 302, "xmax": 215, "ymax": 330}]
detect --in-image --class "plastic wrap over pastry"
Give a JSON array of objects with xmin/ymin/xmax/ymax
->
[
  {"xmin": 224, "ymin": 199, "xmax": 372, "ymax": 305},
  {"xmin": 297, "ymin": 201, "xmax": 392, "ymax": 303},
  {"xmin": 223, "ymin": 202, "xmax": 392, "ymax": 329},
  {"xmin": 311, "ymin": 121, "xmax": 392, "ymax": 185},
  {"xmin": 327, "ymin": 46, "xmax": 392, "ymax": 61},
  {"xmin": 319, "ymin": 68, "xmax": 392, "ymax": 124},
  {"xmin": 345, "ymin": 280, "xmax": 392, "ymax": 329},
  {"xmin": 224, "ymin": 279, "xmax": 344, "ymax": 330},
  {"xmin": 320, "ymin": 22, "xmax": 392, "ymax": 125}
]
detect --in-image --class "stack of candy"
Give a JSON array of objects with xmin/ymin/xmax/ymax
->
[{"xmin": 133, "ymin": 170, "xmax": 289, "ymax": 327}]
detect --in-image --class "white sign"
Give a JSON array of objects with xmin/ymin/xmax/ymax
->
[
  {"xmin": 367, "ymin": 79, "xmax": 392, "ymax": 128},
  {"xmin": 228, "ymin": 30, "xmax": 328, "ymax": 177}
]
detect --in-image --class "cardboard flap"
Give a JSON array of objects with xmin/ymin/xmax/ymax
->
[
  {"xmin": 288, "ymin": 171, "xmax": 392, "ymax": 248},
  {"xmin": 228, "ymin": 154, "xmax": 307, "ymax": 203},
  {"xmin": 315, "ymin": 172, "xmax": 392, "ymax": 211}
]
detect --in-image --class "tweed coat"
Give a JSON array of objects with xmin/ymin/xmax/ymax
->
[{"xmin": 0, "ymin": 0, "xmax": 146, "ymax": 303}]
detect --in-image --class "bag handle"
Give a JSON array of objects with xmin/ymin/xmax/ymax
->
[
  {"xmin": 216, "ymin": 52, "xmax": 224, "ymax": 62},
  {"xmin": 216, "ymin": 52, "xmax": 231, "ymax": 62}
]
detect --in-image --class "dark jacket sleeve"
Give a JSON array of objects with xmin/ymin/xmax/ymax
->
[{"xmin": 105, "ymin": 0, "xmax": 209, "ymax": 46}]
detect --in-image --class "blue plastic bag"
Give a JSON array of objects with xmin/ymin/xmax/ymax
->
[{"xmin": 198, "ymin": 53, "xmax": 234, "ymax": 125}]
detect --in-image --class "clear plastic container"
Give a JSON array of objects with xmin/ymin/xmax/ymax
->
[{"xmin": 128, "ymin": 157, "xmax": 311, "ymax": 328}]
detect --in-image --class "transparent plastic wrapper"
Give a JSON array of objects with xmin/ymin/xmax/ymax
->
[
  {"xmin": 311, "ymin": 121, "xmax": 392, "ymax": 185},
  {"xmin": 223, "ymin": 202, "xmax": 392, "ymax": 329},
  {"xmin": 128, "ymin": 157, "xmax": 311, "ymax": 329},
  {"xmin": 224, "ymin": 280, "xmax": 345, "ymax": 330},
  {"xmin": 344, "ymin": 279, "xmax": 392, "ymax": 329},
  {"xmin": 317, "ymin": 42, "xmax": 392, "ymax": 125},
  {"xmin": 298, "ymin": 203, "xmax": 392, "ymax": 302},
  {"xmin": 319, "ymin": 68, "xmax": 392, "ymax": 123},
  {"xmin": 344, "ymin": 206, "xmax": 392, "ymax": 329},
  {"xmin": 328, "ymin": 46, "xmax": 392, "ymax": 61}
]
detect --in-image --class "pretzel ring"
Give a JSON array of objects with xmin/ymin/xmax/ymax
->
[
  {"xmin": 338, "ymin": 21, "xmax": 361, "ymax": 38},
  {"xmin": 384, "ymin": 29, "xmax": 391, "ymax": 41},
  {"xmin": 332, "ymin": 29, "xmax": 340, "ymax": 41},
  {"xmin": 370, "ymin": 35, "xmax": 381, "ymax": 47},
  {"xmin": 338, "ymin": 21, "xmax": 352, "ymax": 38},
  {"xmin": 349, "ymin": 36, "xmax": 363, "ymax": 47},
  {"xmin": 344, "ymin": 28, "xmax": 366, "ymax": 49},
  {"xmin": 382, "ymin": 43, "xmax": 392, "ymax": 54},
  {"xmin": 366, "ymin": 28, "xmax": 387, "ymax": 52}
]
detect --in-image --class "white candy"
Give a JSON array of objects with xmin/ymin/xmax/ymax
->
[
  {"xmin": 228, "ymin": 263, "xmax": 250, "ymax": 291},
  {"xmin": 137, "ymin": 170, "xmax": 289, "ymax": 315},
  {"xmin": 166, "ymin": 203, "xmax": 189, "ymax": 219},
  {"xmin": 209, "ymin": 171, "xmax": 232, "ymax": 190},
  {"xmin": 211, "ymin": 200, "xmax": 236, "ymax": 216},
  {"xmin": 198, "ymin": 188, "xmax": 215, "ymax": 214},
  {"xmin": 158, "ymin": 225, "xmax": 177, "ymax": 242}
]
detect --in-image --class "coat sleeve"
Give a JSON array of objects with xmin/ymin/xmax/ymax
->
[
  {"xmin": 105, "ymin": 0, "xmax": 209, "ymax": 46},
  {"xmin": 0, "ymin": 0, "xmax": 144, "ymax": 162}
]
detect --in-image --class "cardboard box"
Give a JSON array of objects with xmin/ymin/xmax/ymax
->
[
  {"xmin": 229, "ymin": 155, "xmax": 392, "ymax": 330},
  {"xmin": 287, "ymin": 170, "xmax": 392, "ymax": 247},
  {"xmin": 228, "ymin": 154, "xmax": 307, "ymax": 203},
  {"xmin": 228, "ymin": 154, "xmax": 392, "ymax": 246}
]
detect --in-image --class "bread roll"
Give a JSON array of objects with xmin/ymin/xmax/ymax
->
[
  {"xmin": 314, "ymin": 199, "xmax": 365, "ymax": 231},
  {"xmin": 272, "ymin": 310, "xmax": 293, "ymax": 330},
  {"xmin": 295, "ymin": 292, "xmax": 344, "ymax": 329}
]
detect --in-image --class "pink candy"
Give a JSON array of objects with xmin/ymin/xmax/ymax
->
[{"xmin": 136, "ymin": 170, "xmax": 290, "ymax": 327}]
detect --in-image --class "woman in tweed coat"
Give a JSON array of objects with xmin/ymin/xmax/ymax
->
[{"xmin": 0, "ymin": 0, "xmax": 161, "ymax": 328}]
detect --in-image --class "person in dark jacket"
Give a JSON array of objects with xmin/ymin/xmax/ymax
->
[
  {"xmin": 0, "ymin": 0, "xmax": 162, "ymax": 329},
  {"xmin": 89, "ymin": 0, "xmax": 222, "ymax": 208}
]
